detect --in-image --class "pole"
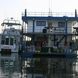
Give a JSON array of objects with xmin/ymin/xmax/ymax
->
[
  {"xmin": 48, "ymin": 28, "xmax": 51, "ymax": 78},
  {"xmin": 20, "ymin": 21, "xmax": 24, "ymax": 78}
]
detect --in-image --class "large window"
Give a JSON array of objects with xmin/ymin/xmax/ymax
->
[
  {"xmin": 58, "ymin": 22, "xmax": 65, "ymax": 27},
  {"xmin": 1, "ymin": 37, "xmax": 14, "ymax": 45},
  {"xmin": 36, "ymin": 21, "xmax": 46, "ymax": 26}
]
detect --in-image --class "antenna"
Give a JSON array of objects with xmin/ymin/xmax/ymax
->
[
  {"xmin": 25, "ymin": 9, "xmax": 27, "ymax": 16},
  {"xmin": 48, "ymin": 0, "xmax": 52, "ymax": 16},
  {"xmin": 75, "ymin": 9, "xmax": 77, "ymax": 17}
]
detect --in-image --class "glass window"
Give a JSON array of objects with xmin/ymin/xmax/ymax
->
[
  {"xmin": 5, "ymin": 38, "xmax": 9, "ymax": 45},
  {"xmin": 1, "ymin": 36, "xmax": 5, "ymax": 44},
  {"xmin": 48, "ymin": 22, "xmax": 53, "ymax": 28},
  {"xmin": 14, "ymin": 39, "xmax": 16, "ymax": 43},
  {"xmin": 10, "ymin": 38, "xmax": 13, "ymax": 45},
  {"xmin": 36, "ymin": 21, "xmax": 46, "ymax": 26},
  {"xmin": 1, "ymin": 40, "xmax": 4, "ymax": 44},
  {"xmin": 58, "ymin": 22, "xmax": 65, "ymax": 27}
]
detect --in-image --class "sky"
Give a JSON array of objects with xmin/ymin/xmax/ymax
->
[{"xmin": 0, "ymin": 0, "xmax": 78, "ymax": 30}]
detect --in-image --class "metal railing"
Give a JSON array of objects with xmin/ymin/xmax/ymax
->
[{"xmin": 22, "ymin": 12, "xmax": 75, "ymax": 17}]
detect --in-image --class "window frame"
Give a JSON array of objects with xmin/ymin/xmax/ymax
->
[
  {"xmin": 36, "ymin": 20, "xmax": 46, "ymax": 26},
  {"xmin": 58, "ymin": 22, "xmax": 66, "ymax": 27}
]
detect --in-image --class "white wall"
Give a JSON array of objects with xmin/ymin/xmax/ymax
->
[
  {"xmin": 27, "ymin": 20, "xmax": 33, "ymax": 32},
  {"xmin": 67, "ymin": 21, "xmax": 73, "ymax": 34},
  {"xmin": 27, "ymin": 20, "xmax": 75, "ymax": 33},
  {"xmin": 34, "ymin": 20, "xmax": 47, "ymax": 32}
]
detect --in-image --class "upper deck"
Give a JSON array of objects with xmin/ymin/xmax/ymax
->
[
  {"xmin": 22, "ymin": 10, "xmax": 78, "ymax": 35},
  {"xmin": 22, "ymin": 10, "xmax": 78, "ymax": 21}
]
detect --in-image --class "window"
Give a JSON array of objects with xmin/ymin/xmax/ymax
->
[
  {"xmin": 1, "ymin": 36, "xmax": 5, "ymax": 44},
  {"xmin": 5, "ymin": 38, "xmax": 9, "ymax": 45},
  {"xmin": 10, "ymin": 38, "xmax": 14, "ymax": 45},
  {"xmin": 58, "ymin": 22, "xmax": 65, "ymax": 27},
  {"xmin": 1, "ymin": 40, "xmax": 4, "ymax": 44},
  {"xmin": 36, "ymin": 21, "xmax": 46, "ymax": 26}
]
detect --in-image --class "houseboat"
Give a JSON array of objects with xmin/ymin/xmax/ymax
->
[
  {"xmin": 0, "ymin": 18, "xmax": 21, "ymax": 56},
  {"xmin": 21, "ymin": 9, "xmax": 78, "ymax": 78}
]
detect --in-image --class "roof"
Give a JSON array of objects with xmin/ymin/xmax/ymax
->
[{"xmin": 22, "ymin": 16, "xmax": 78, "ymax": 22}]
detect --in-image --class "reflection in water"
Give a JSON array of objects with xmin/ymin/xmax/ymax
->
[
  {"xmin": 0, "ymin": 53, "xmax": 20, "ymax": 78},
  {"xmin": 21, "ymin": 58, "xmax": 78, "ymax": 78},
  {"xmin": 0, "ymin": 53, "xmax": 78, "ymax": 78}
]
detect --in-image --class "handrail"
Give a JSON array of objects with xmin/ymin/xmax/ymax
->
[{"xmin": 22, "ymin": 12, "xmax": 75, "ymax": 17}]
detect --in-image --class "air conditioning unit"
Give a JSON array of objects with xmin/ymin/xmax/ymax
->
[{"xmin": 43, "ymin": 28, "xmax": 47, "ymax": 33}]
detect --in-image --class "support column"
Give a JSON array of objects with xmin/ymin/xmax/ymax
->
[
  {"xmin": 32, "ymin": 19, "xmax": 35, "ymax": 44},
  {"xmin": 65, "ymin": 19, "xmax": 68, "ymax": 46}
]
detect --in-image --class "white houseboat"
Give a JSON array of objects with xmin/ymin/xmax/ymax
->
[{"xmin": 0, "ymin": 18, "xmax": 21, "ymax": 56}]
